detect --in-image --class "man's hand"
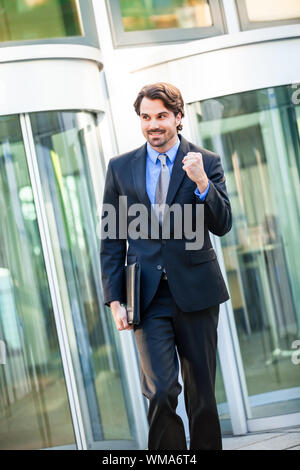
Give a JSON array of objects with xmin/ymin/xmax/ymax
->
[
  {"xmin": 110, "ymin": 301, "xmax": 134, "ymax": 331},
  {"xmin": 182, "ymin": 152, "xmax": 209, "ymax": 193}
]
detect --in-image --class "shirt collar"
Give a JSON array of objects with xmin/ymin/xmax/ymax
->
[{"xmin": 147, "ymin": 137, "xmax": 180, "ymax": 164}]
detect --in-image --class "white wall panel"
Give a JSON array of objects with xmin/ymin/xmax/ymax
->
[
  {"xmin": 133, "ymin": 38, "xmax": 300, "ymax": 104},
  {"xmin": 0, "ymin": 58, "xmax": 105, "ymax": 116}
]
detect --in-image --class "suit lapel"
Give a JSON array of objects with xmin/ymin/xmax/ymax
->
[
  {"xmin": 165, "ymin": 135, "xmax": 190, "ymax": 207},
  {"xmin": 131, "ymin": 143, "xmax": 153, "ymax": 218}
]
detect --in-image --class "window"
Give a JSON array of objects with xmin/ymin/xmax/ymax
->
[
  {"xmin": 0, "ymin": 0, "xmax": 99, "ymax": 47},
  {"xmin": 0, "ymin": 111, "xmax": 141, "ymax": 449},
  {"xmin": 236, "ymin": 0, "xmax": 300, "ymax": 31},
  {"xmin": 120, "ymin": 0, "xmax": 213, "ymax": 31},
  {"xmin": 0, "ymin": 114, "xmax": 75, "ymax": 449},
  {"xmin": 106, "ymin": 0, "xmax": 226, "ymax": 47},
  {"xmin": 30, "ymin": 111, "xmax": 136, "ymax": 445},
  {"xmin": 189, "ymin": 85, "xmax": 300, "ymax": 419}
]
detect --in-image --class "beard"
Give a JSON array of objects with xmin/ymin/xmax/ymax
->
[{"xmin": 146, "ymin": 129, "xmax": 171, "ymax": 148}]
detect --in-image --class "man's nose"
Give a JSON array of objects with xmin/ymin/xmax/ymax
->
[{"xmin": 148, "ymin": 118, "xmax": 160, "ymax": 129}]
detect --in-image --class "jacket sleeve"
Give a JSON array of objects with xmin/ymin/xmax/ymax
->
[
  {"xmin": 200, "ymin": 154, "xmax": 232, "ymax": 237},
  {"xmin": 100, "ymin": 159, "xmax": 127, "ymax": 306}
]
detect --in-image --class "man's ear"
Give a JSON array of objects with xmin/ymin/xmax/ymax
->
[{"xmin": 175, "ymin": 112, "xmax": 182, "ymax": 126}]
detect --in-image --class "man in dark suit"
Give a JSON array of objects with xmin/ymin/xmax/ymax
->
[{"xmin": 100, "ymin": 83, "xmax": 232, "ymax": 450}]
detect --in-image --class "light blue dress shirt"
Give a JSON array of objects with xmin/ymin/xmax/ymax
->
[{"xmin": 146, "ymin": 137, "xmax": 210, "ymax": 204}]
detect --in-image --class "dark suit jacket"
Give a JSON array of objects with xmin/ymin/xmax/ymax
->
[{"xmin": 100, "ymin": 134, "xmax": 232, "ymax": 313}]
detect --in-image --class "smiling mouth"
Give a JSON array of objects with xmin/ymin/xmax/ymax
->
[{"xmin": 148, "ymin": 131, "xmax": 165, "ymax": 137}]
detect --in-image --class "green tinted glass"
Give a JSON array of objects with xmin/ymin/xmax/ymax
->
[
  {"xmin": 0, "ymin": 115, "xmax": 75, "ymax": 449},
  {"xmin": 0, "ymin": 0, "xmax": 83, "ymax": 42},
  {"xmin": 30, "ymin": 111, "xmax": 134, "ymax": 443},
  {"xmin": 190, "ymin": 85, "xmax": 300, "ymax": 419},
  {"xmin": 119, "ymin": 0, "xmax": 212, "ymax": 31}
]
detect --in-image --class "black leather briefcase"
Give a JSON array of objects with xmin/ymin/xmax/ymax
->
[{"xmin": 124, "ymin": 262, "xmax": 141, "ymax": 325}]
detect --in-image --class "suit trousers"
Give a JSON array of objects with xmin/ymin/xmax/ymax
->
[{"xmin": 134, "ymin": 276, "xmax": 222, "ymax": 450}]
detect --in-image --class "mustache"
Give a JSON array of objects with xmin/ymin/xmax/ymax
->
[{"xmin": 147, "ymin": 129, "xmax": 166, "ymax": 135}]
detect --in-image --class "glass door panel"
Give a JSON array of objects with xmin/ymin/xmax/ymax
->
[
  {"xmin": 216, "ymin": 355, "xmax": 232, "ymax": 433},
  {"xmin": 0, "ymin": 115, "xmax": 75, "ymax": 449},
  {"xmin": 29, "ymin": 111, "xmax": 137, "ymax": 446},
  {"xmin": 190, "ymin": 85, "xmax": 300, "ymax": 420}
]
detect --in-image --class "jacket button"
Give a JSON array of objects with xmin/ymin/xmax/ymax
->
[{"xmin": 157, "ymin": 265, "xmax": 162, "ymax": 270}]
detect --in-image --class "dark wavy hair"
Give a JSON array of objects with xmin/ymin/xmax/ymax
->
[{"xmin": 133, "ymin": 82, "xmax": 185, "ymax": 132}]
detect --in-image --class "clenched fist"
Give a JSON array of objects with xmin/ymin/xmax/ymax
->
[{"xmin": 182, "ymin": 152, "xmax": 209, "ymax": 193}]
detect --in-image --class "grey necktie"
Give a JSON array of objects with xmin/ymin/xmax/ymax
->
[{"xmin": 155, "ymin": 154, "xmax": 170, "ymax": 225}]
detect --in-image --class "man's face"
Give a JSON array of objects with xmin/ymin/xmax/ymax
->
[{"xmin": 139, "ymin": 97, "xmax": 182, "ymax": 152}]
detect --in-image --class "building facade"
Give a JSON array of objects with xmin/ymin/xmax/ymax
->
[{"xmin": 0, "ymin": 0, "xmax": 299, "ymax": 449}]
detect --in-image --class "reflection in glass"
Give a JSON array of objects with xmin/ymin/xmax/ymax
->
[
  {"xmin": 190, "ymin": 85, "xmax": 300, "ymax": 419},
  {"xmin": 0, "ymin": 0, "xmax": 83, "ymax": 43},
  {"xmin": 119, "ymin": 0, "xmax": 212, "ymax": 32},
  {"xmin": 0, "ymin": 115, "xmax": 75, "ymax": 449},
  {"xmin": 216, "ymin": 355, "xmax": 232, "ymax": 433},
  {"xmin": 244, "ymin": 0, "xmax": 300, "ymax": 22},
  {"xmin": 30, "ymin": 111, "xmax": 135, "ymax": 443}
]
